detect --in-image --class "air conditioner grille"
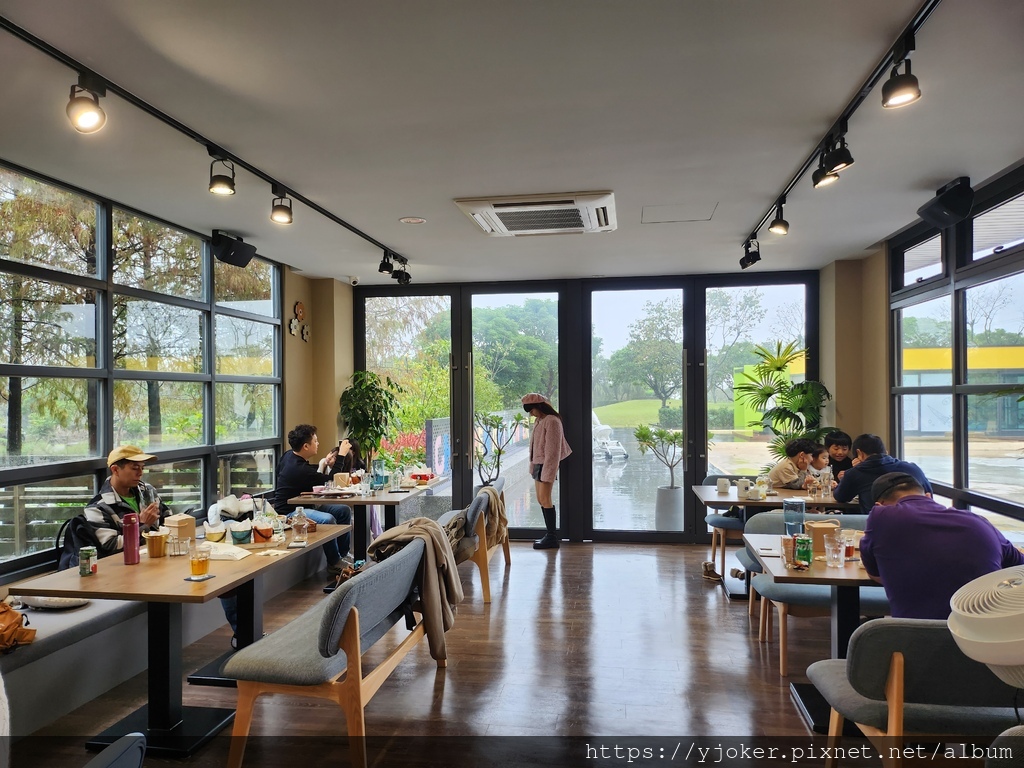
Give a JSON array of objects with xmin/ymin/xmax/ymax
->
[{"xmin": 496, "ymin": 208, "xmax": 585, "ymax": 232}]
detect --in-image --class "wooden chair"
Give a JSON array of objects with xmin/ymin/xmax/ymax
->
[
  {"xmin": 222, "ymin": 538, "xmax": 434, "ymax": 768},
  {"xmin": 702, "ymin": 474, "xmax": 754, "ymax": 577},
  {"xmin": 807, "ymin": 619, "xmax": 1020, "ymax": 768}
]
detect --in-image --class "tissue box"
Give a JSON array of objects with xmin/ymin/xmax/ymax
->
[
  {"xmin": 804, "ymin": 519, "xmax": 841, "ymax": 554},
  {"xmin": 165, "ymin": 513, "xmax": 196, "ymax": 542}
]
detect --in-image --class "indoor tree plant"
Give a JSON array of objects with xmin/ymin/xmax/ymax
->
[
  {"xmin": 337, "ymin": 370, "xmax": 403, "ymax": 470},
  {"xmin": 634, "ymin": 423, "xmax": 686, "ymax": 530},
  {"xmin": 474, "ymin": 411, "xmax": 525, "ymax": 488},
  {"xmin": 733, "ymin": 341, "xmax": 832, "ymax": 460}
]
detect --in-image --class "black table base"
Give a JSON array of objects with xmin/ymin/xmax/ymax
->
[
  {"xmin": 790, "ymin": 683, "xmax": 861, "ymax": 736},
  {"xmin": 187, "ymin": 650, "xmax": 237, "ymax": 687},
  {"xmin": 85, "ymin": 705, "xmax": 235, "ymax": 758}
]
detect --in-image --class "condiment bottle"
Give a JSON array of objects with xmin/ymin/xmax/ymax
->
[{"xmin": 122, "ymin": 512, "xmax": 141, "ymax": 565}]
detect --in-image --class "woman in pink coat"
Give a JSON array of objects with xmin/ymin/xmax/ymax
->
[{"xmin": 522, "ymin": 393, "xmax": 572, "ymax": 549}]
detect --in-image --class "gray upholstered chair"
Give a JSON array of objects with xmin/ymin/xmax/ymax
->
[
  {"xmin": 223, "ymin": 538, "xmax": 432, "ymax": 768},
  {"xmin": 437, "ymin": 476, "xmax": 508, "ymax": 603},
  {"xmin": 986, "ymin": 725, "xmax": 1024, "ymax": 768},
  {"xmin": 702, "ymin": 474, "xmax": 756, "ymax": 577},
  {"xmin": 807, "ymin": 619, "xmax": 1020, "ymax": 768}
]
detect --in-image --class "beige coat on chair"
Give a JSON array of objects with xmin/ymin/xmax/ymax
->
[{"xmin": 368, "ymin": 517, "xmax": 464, "ymax": 660}]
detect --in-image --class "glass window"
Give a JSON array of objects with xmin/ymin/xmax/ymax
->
[
  {"xmin": 215, "ymin": 383, "xmax": 276, "ymax": 443},
  {"xmin": 218, "ymin": 449, "xmax": 275, "ymax": 498},
  {"xmin": 0, "ymin": 475, "xmax": 95, "ymax": 562},
  {"xmin": 0, "ymin": 167, "xmax": 99, "ymax": 277},
  {"xmin": 144, "ymin": 459, "xmax": 202, "ymax": 516},
  {"xmin": 113, "ymin": 296, "xmax": 204, "ymax": 373},
  {"xmin": 974, "ymin": 192, "xmax": 1024, "ymax": 261},
  {"xmin": 215, "ymin": 315, "xmax": 274, "ymax": 376},
  {"xmin": 215, "ymin": 256, "xmax": 275, "ymax": 317},
  {"xmin": 967, "ymin": 393, "xmax": 1024, "ymax": 503},
  {"xmin": 965, "ymin": 273, "xmax": 1024, "ymax": 383},
  {"xmin": 112, "ymin": 209, "xmax": 203, "ymax": 299},
  {"xmin": 0, "ymin": 274, "xmax": 97, "ymax": 367},
  {"xmin": 706, "ymin": 284, "xmax": 807, "ymax": 476},
  {"xmin": 902, "ymin": 234, "xmax": 942, "ymax": 285},
  {"xmin": 113, "ymin": 380, "xmax": 204, "ymax": 449},
  {"xmin": 592, "ymin": 289, "xmax": 683, "ymax": 531},
  {"xmin": 899, "ymin": 393, "xmax": 953, "ymax": 485},
  {"xmin": 898, "ymin": 296, "xmax": 952, "ymax": 386},
  {"xmin": 0, "ymin": 377, "xmax": 99, "ymax": 467}
]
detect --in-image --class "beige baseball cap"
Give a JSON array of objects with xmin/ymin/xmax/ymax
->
[{"xmin": 107, "ymin": 445, "xmax": 157, "ymax": 467}]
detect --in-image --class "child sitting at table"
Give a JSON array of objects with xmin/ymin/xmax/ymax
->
[
  {"xmin": 767, "ymin": 438, "xmax": 817, "ymax": 490},
  {"xmin": 824, "ymin": 430, "xmax": 854, "ymax": 480}
]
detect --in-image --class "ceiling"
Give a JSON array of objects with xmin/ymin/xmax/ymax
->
[{"xmin": 1, "ymin": 1, "xmax": 1023, "ymax": 286}]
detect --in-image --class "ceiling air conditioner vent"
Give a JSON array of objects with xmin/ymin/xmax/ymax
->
[{"xmin": 455, "ymin": 192, "xmax": 616, "ymax": 236}]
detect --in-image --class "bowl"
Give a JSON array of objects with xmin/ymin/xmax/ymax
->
[{"xmin": 312, "ymin": 485, "xmax": 326, "ymax": 493}]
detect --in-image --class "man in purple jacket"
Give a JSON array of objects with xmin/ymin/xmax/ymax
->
[{"xmin": 860, "ymin": 472, "xmax": 1024, "ymax": 619}]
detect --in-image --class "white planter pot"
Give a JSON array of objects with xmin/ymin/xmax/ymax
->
[{"xmin": 655, "ymin": 486, "xmax": 684, "ymax": 531}]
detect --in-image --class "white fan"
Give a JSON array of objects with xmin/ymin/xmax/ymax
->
[{"xmin": 948, "ymin": 565, "xmax": 1024, "ymax": 687}]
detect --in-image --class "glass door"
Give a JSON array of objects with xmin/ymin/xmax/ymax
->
[
  {"xmin": 470, "ymin": 292, "xmax": 558, "ymax": 531},
  {"xmin": 590, "ymin": 289, "xmax": 685, "ymax": 532},
  {"xmin": 363, "ymin": 294, "xmax": 453, "ymax": 517}
]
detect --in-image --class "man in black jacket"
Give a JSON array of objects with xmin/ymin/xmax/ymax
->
[{"xmin": 273, "ymin": 424, "xmax": 351, "ymax": 574}]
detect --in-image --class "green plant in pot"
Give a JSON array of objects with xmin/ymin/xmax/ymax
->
[
  {"xmin": 733, "ymin": 341, "xmax": 832, "ymax": 461},
  {"xmin": 337, "ymin": 370, "xmax": 403, "ymax": 471},
  {"xmin": 474, "ymin": 411, "xmax": 525, "ymax": 487},
  {"xmin": 634, "ymin": 423, "xmax": 686, "ymax": 530}
]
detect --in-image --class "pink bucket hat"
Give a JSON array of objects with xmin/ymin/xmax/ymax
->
[{"xmin": 522, "ymin": 393, "xmax": 551, "ymax": 411}]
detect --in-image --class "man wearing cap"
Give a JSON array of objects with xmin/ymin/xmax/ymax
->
[
  {"xmin": 859, "ymin": 472, "xmax": 1024, "ymax": 620},
  {"xmin": 833, "ymin": 433, "xmax": 932, "ymax": 514},
  {"xmin": 83, "ymin": 446, "xmax": 169, "ymax": 558}
]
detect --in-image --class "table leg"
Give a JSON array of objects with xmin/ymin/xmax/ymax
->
[
  {"xmin": 790, "ymin": 584, "xmax": 863, "ymax": 735},
  {"xmin": 86, "ymin": 603, "xmax": 235, "ymax": 757},
  {"xmin": 188, "ymin": 577, "xmax": 264, "ymax": 688},
  {"xmin": 353, "ymin": 503, "xmax": 369, "ymax": 560}
]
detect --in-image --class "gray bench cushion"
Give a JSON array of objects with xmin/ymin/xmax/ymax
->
[
  {"xmin": 223, "ymin": 538, "xmax": 425, "ymax": 687},
  {"xmin": 437, "ymin": 494, "xmax": 488, "ymax": 563},
  {"xmin": 0, "ymin": 599, "xmax": 146, "ymax": 674}
]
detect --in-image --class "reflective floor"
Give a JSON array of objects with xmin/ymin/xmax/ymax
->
[{"xmin": 14, "ymin": 541, "xmax": 833, "ymax": 766}]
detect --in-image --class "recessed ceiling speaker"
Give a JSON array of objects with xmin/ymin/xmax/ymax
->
[
  {"xmin": 211, "ymin": 231, "xmax": 257, "ymax": 267},
  {"xmin": 917, "ymin": 177, "xmax": 974, "ymax": 229}
]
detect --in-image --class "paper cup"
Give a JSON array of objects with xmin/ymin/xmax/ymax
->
[{"xmin": 716, "ymin": 478, "xmax": 730, "ymax": 493}]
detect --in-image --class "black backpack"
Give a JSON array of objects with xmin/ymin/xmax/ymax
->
[{"xmin": 56, "ymin": 515, "xmax": 105, "ymax": 571}]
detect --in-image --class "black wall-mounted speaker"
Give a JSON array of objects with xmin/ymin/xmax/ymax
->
[
  {"xmin": 916, "ymin": 177, "xmax": 974, "ymax": 230},
  {"xmin": 211, "ymin": 232, "xmax": 257, "ymax": 267}
]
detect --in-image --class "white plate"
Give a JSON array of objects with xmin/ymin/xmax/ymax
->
[{"xmin": 20, "ymin": 596, "xmax": 91, "ymax": 610}]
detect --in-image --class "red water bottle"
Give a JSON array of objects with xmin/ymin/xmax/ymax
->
[{"xmin": 122, "ymin": 512, "xmax": 141, "ymax": 565}]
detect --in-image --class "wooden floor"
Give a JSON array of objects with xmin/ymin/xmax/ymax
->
[{"xmin": 13, "ymin": 541, "xmax": 836, "ymax": 766}]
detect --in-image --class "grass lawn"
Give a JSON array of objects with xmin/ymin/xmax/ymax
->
[{"xmin": 594, "ymin": 400, "xmax": 734, "ymax": 428}]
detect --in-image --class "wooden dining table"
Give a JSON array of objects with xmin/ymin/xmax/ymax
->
[
  {"xmin": 10, "ymin": 524, "xmax": 349, "ymax": 758},
  {"xmin": 744, "ymin": 531, "xmax": 884, "ymax": 734},
  {"xmin": 290, "ymin": 478, "xmax": 442, "ymax": 560}
]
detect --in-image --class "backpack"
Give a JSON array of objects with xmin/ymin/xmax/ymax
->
[
  {"xmin": 56, "ymin": 515, "xmax": 105, "ymax": 571},
  {"xmin": 0, "ymin": 602, "xmax": 36, "ymax": 653}
]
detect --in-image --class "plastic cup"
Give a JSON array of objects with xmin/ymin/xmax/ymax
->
[
  {"xmin": 780, "ymin": 535, "xmax": 795, "ymax": 567},
  {"xmin": 190, "ymin": 543, "xmax": 211, "ymax": 576},
  {"xmin": 824, "ymin": 533, "xmax": 844, "ymax": 568}
]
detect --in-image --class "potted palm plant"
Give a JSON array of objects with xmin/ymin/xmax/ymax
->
[
  {"xmin": 634, "ymin": 423, "xmax": 686, "ymax": 530},
  {"xmin": 734, "ymin": 341, "xmax": 832, "ymax": 461},
  {"xmin": 337, "ymin": 370, "xmax": 403, "ymax": 470}
]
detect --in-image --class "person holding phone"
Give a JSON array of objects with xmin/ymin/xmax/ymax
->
[{"xmin": 334, "ymin": 437, "xmax": 366, "ymax": 474}]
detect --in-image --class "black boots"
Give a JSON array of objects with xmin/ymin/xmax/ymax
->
[{"xmin": 533, "ymin": 506, "xmax": 559, "ymax": 549}]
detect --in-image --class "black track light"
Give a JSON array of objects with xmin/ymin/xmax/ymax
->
[
  {"xmin": 270, "ymin": 184, "xmax": 293, "ymax": 224},
  {"xmin": 378, "ymin": 251, "xmax": 394, "ymax": 274},
  {"xmin": 209, "ymin": 158, "xmax": 236, "ymax": 196},
  {"xmin": 824, "ymin": 135, "xmax": 854, "ymax": 174},
  {"xmin": 882, "ymin": 59, "xmax": 921, "ymax": 109},
  {"xmin": 812, "ymin": 150, "xmax": 840, "ymax": 189},
  {"xmin": 739, "ymin": 238, "xmax": 761, "ymax": 270},
  {"xmin": 66, "ymin": 73, "xmax": 107, "ymax": 133},
  {"xmin": 768, "ymin": 198, "xmax": 789, "ymax": 236},
  {"xmin": 391, "ymin": 267, "xmax": 412, "ymax": 286}
]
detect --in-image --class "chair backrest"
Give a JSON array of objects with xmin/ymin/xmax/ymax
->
[
  {"xmin": 463, "ymin": 494, "xmax": 489, "ymax": 538},
  {"xmin": 743, "ymin": 511, "xmax": 869, "ymax": 535},
  {"xmin": 318, "ymin": 537, "xmax": 425, "ymax": 658},
  {"xmin": 846, "ymin": 618, "xmax": 1017, "ymax": 707},
  {"xmin": 82, "ymin": 732, "xmax": 146, "ymax": 768}
]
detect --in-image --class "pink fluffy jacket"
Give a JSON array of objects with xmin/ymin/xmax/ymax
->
[{"xmin": 528, "ymin": 414, "xmax": 572, "ymax": 483}]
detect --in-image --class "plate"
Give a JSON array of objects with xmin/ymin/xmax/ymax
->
[{"xmin": 20, "ymin": 596, "xmax": 91, "ymax": 610}]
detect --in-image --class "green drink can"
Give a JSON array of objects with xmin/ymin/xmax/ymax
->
[
  {"xmin": 794, "ymin": 534, "xmax": 813, "ymax": 567},
  {"xmin": 79, "ymin": 546, "xmax": 97, "ymax": 576}
]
